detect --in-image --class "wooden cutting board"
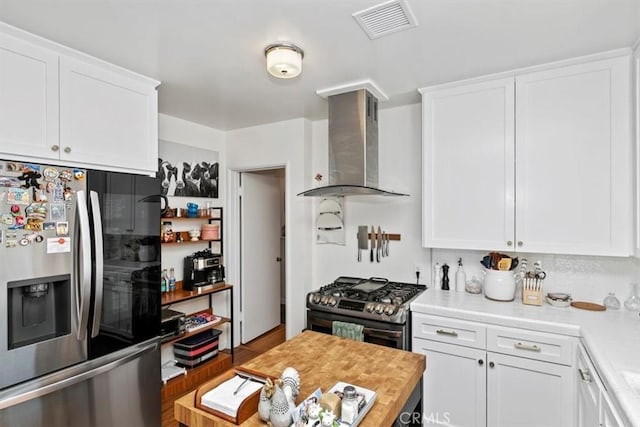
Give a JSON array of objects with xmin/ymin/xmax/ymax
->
[{"xmin": 571, "ymin": 301, "xmax": 606, "ymax": 311}]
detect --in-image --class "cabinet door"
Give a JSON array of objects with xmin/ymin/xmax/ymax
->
[
  {"xmin": 576, "ymin": 345, "xmax": 600, "ymax": 427},
  {"xmin": 515, "ymin": 55, "xmax": 632, "ymax": 256},
  {"xmin": 422, "ymin": 78, "xmax": 515, "ymax": 251},
  {"xmin": 601, "ymin": 392, "xmax": 626, "ymax": 427},
  {"xmin": 413, "ymin": 338, "xmax": 486, "ymax": 427},
  {"xmin": 59, "ymin": 57, "xmax": 158, "ymax": 174},
  {"xmin": 487, "ymin": 352, "xmax": 574, "ymax": 427},
  {"xmin": 0, "ymin": 33, "xmax": 59, "ymax": 160}
]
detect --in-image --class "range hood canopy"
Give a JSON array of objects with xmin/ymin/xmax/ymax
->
[{"xmin": 298, "ymin": 88, "xmax": 408, "ymax": 197}]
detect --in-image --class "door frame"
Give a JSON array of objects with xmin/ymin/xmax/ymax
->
[{"xmin": 227, "ymin": 163, "xmax": 288, "ymax": 347}]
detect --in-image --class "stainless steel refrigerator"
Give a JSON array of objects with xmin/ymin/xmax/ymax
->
[{"xmin": 0, "ymin": 160, "xmax": 161, "ymax": 426}]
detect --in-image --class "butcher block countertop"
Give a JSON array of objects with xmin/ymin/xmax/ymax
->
[{"xmin": 174, "ymin": 330, "xmax": 426, "ymax": 426}]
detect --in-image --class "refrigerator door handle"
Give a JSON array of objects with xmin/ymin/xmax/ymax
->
[
  {"xmin": 0, "ymin": 340, "xmax": 158, "ymax": 410},
  {"xmin": 74, "ymin": 190, "xmax": 92, "ymax": 341},
  {"xmin": 89, "ymin": 191, "xmax": 104, "ymax": 338}
]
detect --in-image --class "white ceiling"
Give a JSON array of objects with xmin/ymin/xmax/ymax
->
[{"xmin": 1, "ymin": 0, "xmax": 639, "ymax": 131}]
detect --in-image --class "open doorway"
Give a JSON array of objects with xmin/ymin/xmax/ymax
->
[{"xmin": 239, "ymin": 168, "xmax": 286, "ymax": 344}]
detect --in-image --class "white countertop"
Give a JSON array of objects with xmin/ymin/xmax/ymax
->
[{"xmin": 411, "ymin": 288, "xmax": 640, "ymax": 426}]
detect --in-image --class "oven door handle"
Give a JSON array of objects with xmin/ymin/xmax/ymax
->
[{"xmin": 310, "ymin": 318, "xmax": 403, "ymax": 338}]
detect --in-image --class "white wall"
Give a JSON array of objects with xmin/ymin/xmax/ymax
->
[
  {"xmin": 311, "ymin": 103, "xmax": 432, "ymax": 287},
  {"xmin": 157, "ymin": 113, "xmax": 230, "ymax": 360},
  {"xmin": 226, "ymin": 118, "xmax": 313, "ymax": 343}
]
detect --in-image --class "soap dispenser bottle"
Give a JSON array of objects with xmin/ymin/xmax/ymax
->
[{"xmin": 456, "ymin": 258, "xmax": 466, "ymax": 292}]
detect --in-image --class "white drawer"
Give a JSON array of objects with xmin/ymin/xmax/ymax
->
[
  {"xmin": 487, "ymin": 325, "xmax": 576, "ymax": 365},
  {"xmin": 412, "ymin": 313, "xmax": 486, "ymax": 349}
]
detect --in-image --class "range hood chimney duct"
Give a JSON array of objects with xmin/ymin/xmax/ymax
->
[{"xmin": 298, "ymin": 89, "xmax": 408, "ymax": 197}]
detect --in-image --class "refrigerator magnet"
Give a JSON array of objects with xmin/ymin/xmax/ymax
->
[
  {"xmin": 47, "ymin": 237, "xmax": 70, "ymax": 253},
  {"xmin": 56, "ymin": 222, "xmax": 68, "ymax": 237},
  {"xmin": 50, "ymin": 203, "xmax": 66, "ymax": 222},
  {"xmin": 7, "ymin": 189, "xmax": 29, "ymax": 205},
  {"xmin": 43, "ymin": 222, "xmax": 55, "ymax": 231}
]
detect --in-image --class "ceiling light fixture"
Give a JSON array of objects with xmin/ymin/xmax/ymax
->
[{"xmin": 264, "ymin": 42, "xmax": 304, "ymax": 79}]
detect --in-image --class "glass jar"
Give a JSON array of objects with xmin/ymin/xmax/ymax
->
[
  {"xmin": 624, "ymin": 283, "xmax": 640, "ymax": 311},
  {"xmin": 603, "ymin": 293, "xmax": 620, "ymax": 310},
  {"xmin": 341, "ymin": 385, "xmax": 358, "ymax": 424}
]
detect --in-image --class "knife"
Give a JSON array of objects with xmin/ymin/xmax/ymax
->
[
  {"xmin": 357, "ymin": 225, "xmax": 368, "ymax": 262},
  {"xmin": 383, "ymin": 230, "xmax": 389, "ymax": 257},
  {"xmin": 376, "ymin": 226, "xmax": 382, "ymax": 262},
  {"xmin": 370, "ymin": 225, "xmax": 375, "ymax": 263}
]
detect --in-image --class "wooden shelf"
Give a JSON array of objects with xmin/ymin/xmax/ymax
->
[
  {"xmin": 161, "ymin": 216, "xmax": 221, "ymax": 221},
  {"xmin": 161, "ymin": 351, "xmax": 233, "ymax": 401},
  {"xmin": 161, "ymin": 235, "xmax": 221, "ymax": 245},
  {"xmin": 162, "ymin": 283, "xmax": 232, "ymax": 306},
  {"xmin": 163, "ymin": 310, "xmax": 231, "ymax": 346}
]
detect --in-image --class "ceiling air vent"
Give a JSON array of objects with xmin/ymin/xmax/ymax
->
[{"xmin": 353, "ymin": 0, "xmax": 418, "ymax": 40}]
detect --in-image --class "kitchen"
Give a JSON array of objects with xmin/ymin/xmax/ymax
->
[{"xmin": 1, "ymin": 0, "xmax": 640, "ymax": 426}]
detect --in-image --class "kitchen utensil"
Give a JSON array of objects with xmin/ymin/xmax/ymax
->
[
  {"xmin": 497, "ymin": 258, "xmax": 511, "ymax": 271},
  {"xmin": 357, "ymin": 226, "xmax": 368, "ymax": 262},
  {"xmin": 571, "ymin": 301, "xmax": 606, "ymax": 311},
  {"xmin": 370, "ymin": 226, "xmax": 375, "ymax": 263},
  {"xmin": 376, "ymin": 226, "xmax": 382, "ymax": 262},
  {"xmin": 381, "ymin": 231, "xmax": 386, "ymax": 257},
  {"xmin": 384, "ymin": 231, "xmax": 389, "ymax": 256}
]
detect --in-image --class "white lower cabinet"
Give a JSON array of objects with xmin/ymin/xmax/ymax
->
[
  {"xmin": 412, "ymin": 338, "xmax": 486, "ymax": 427},
  {"xmin": 412, "ymin": 313, "xmax": 576, "ymax": 427},
  {"xmin": 577, "ymin": 344, "xmax": 627, "ymax": 427},
  {"xmin": 486, "ymin": 352, "xmax": 574, "ymax": 427}
]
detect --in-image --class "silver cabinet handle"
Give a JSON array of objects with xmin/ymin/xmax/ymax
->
[
  {"xmin": 51, "ymin": 144, "xmax": 59, "ymax": 152},
  {"xmin": 578, "ymin": 368, "xmax": 593, "ymax": 384},
  {"xmin": 514, "ymin": 342, "xmax": 541, "ymax": 352},
  {"xmin": 507, "ymin": 241, "xmax": 513, "ymax": 246},
  {"xmin": 517, "ymin": 241, "xmax": 523, "ymax": 247},
  {"xmin": 436, "ymin": 329, "xmax": 458, "ymax": 337},
  {"xmin": 64, "ymin": 146, "xmax": 71, "ymax": 153}
]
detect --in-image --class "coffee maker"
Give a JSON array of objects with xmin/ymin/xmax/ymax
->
[{"xmin": 183, "ymin": 249, "xmax": 225, "ymax": 292}]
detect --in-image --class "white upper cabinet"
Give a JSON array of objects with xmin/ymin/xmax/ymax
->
[
  {"xmin": 0, "ymin": 23, "xmax": 159, "ymax": 175},
  {"xmin": 515, "ymin": 56, "xmax": 632, "ymax": 256},
  {"xmin": 422, "ymin": 78, "xmax": 515, "ymax": 252},
  {"xmin": 421, "ymin": 51, "xmax": 633, "ymax": 256},
  {"xmin": 0, "ymin": 33, "xmax": 59, "ymax": 159},
  {"xmin": 59, "ymin": 57, "xmax": 158, "ymax": 173}
]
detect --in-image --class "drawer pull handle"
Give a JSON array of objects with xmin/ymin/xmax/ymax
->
[
  {"xmin": 514, "ymin": 342, "xmax": 541, "ymax": 352},
  {"xmin": 578, "ymin": 368, "xmax": 593, "ymax": 384},
  {"xmin": 436, "ymin": 329, "xmax": 458, "ymax": 337}
]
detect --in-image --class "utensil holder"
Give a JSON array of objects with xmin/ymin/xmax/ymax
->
[{"xmin": 522, "ymin": 278, "xmax": 544, "ymax": 306}]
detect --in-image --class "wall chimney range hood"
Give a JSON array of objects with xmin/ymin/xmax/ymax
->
[{"xmin": 298, "ymin": 88, "xmax": 408, "ymax": 197}]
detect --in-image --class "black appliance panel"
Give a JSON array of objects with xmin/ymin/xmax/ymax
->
[{"xmin": 87, "ymin": 171, "xmax": 161, "ymax": 359}]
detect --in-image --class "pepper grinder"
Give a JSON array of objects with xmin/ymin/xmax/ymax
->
[{"xmin": 441, "ymin": 263, "xmax": 450, "ymax": 290}]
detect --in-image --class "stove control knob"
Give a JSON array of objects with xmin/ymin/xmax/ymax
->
[
  {"xmin": 384, "ymin": 305, "xmax": 395, "ymax": 315},
  {"xmin": 375, "ymin": 304, "xmax": 385, "ymax": 314},
  {"xmin": 312, "ymin": 294, "xmax": 322, "ymax": 304},
  {"xmin": 320, "ymin": 296, "xmax": 329, "ymax": 305},
  {"xmin": 365, "ymin": 303, "xmax": 375, "ymax": 313},
  {"xmin": 328, "ymin": 297, "xmax": 337, "ymax": 306}
]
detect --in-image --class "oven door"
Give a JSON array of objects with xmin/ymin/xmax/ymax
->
[{"xmin": 306, "ymin": 310, "xmax": 408, "ymax": 350}]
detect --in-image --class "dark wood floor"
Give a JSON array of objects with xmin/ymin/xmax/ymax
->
[{"xmin": 161, "ymin": 324, "xmax": 286, "ymax": 427}]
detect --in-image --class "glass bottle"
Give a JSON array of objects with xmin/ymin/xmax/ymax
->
[
  {"xmin": 603, "ymin": 293, "xmax": 620, "ymax": 310},
  {"xmin": 341, "ymin": 385, "xmax": 358, "ymax": 424},
  {"xmin": 624, "ymin": 283, "xmax": 640, "ymax": 311},
  {"xmin": 161, "ymin": 268, "xmax": 168, "ymax": 293},
  {"xmin": 168, "ymin": 267, "xmax": 176, "ymax": 292}
]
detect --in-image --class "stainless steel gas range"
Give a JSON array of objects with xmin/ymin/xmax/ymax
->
[{"xmin": 306, "ymin": 276, "xmax": 426, "ymax": 351}]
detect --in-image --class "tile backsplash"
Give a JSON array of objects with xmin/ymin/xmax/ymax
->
[{"xmin": 431, "ymin": 249, "xmax": 640, "ymax": 305}]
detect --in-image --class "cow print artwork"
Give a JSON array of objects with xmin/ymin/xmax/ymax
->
[{"xmin": 158, "ymin": 140, "xmax": 219, "ymax": 198}]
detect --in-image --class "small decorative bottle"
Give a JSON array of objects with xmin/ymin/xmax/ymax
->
[
  {"xmin": 161, "ymin": 268, "xmax": 168, "ymax": 293},
  {"xmin": 441, "ymin": 264, "xmax": 450, "ymax": 291},
  {"xmin": 168, "ymin": 267, "xmax": 176, "ymax": 292},
  {"xmin": 603, "ymin": 293, "xmax": 621, "ymax": 310},
  {"xmin": 624, "ymin": 283, "xmax": 640, "ymax": 311},
  {"xmin": 455, "ymin": 258, "xmax": 466, "ymax": 292}
]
